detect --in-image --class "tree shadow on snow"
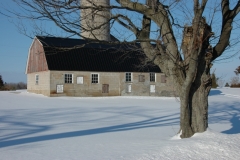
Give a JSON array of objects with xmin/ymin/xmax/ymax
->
[
  {"xmin": 222, "ymin": 113, "xmax": 240, "ymax": 134},
  {"xmin": 208, "ymin": 102, "xmax": 240, "ymax": 134},
  {"xmin": 0, "ymin": 110, "xmax": 179, "ymax": 148},
  {"xmin": 209, "ymin": 89, "xmax": 222, "ymax": 96}
]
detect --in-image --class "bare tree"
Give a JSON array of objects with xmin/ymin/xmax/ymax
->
[
  {"xmin": 235, "ymin": 66, "xmax": 240, "ymax": 75},
  {"xmin": 0, "ymin": 75, "xmax": 4, "ymax": 90},
  {"xmin": 5, "ymin": 0, "xmax": 240, "ymax": 138},
  {"xmin": 217, "ymin": 78, "xmax": 225, "ymax": 88},
  {"xmin": 230, "ymin": 76, "xmax": 240, "ymax": 87}
]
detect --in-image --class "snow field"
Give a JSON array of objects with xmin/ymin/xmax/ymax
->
[{"xmin": 0, "ymin": 88, "xmax": 239, "ymax": 159}]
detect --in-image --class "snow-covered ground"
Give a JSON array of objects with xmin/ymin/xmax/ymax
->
[{"xmin": 0, "ymin": 88, "xmax": 239, "ymax": 160}]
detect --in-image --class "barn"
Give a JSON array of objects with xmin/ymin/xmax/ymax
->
[{"xmin": 25, "ymin": 36, "xmax": 174, "ymax": 97}]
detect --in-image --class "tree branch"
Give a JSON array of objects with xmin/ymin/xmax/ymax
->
[
  {"xmin": 212, "ymin": 0, "xmax": 240, "ymax": 60},
  {"xmin": 113, "ymin": 14, "xmax": 139, "ymax": 35},
  {"xmin": 116, "ymin": 0, "xmax": 152, "ymax": 14},
  {"xmin": 231, "ymin": 1, "xmax": 240, "ymax": 17}
]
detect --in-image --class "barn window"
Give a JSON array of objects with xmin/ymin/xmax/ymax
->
[
  {"xmin": 102, "ymin": 84, "xmax": 109, "ymax": 93},
  {"xmin": 126, "ymin": 84, "xmax": 132, "ymax": 93},
  {"xmin": 35, "ymin": 74, "xmax": 39, "ymax": 85},
  {"xmin": 150, "ymin": 73, "xmax": 156, "ymax": 82},
  {"xmin": 77, "ymin": 76, "xmax": 84, "ymax": 84},
  {"xmin": 150, "ymin": 85, "xmax": 155, "ymax": 93},
  {"xmin": 56, "ymin": 84, "xmax": 63, "ymax": 93},
  {"xmin": 91, "ymin": 74, "xmax": 99, "ymax": 83},
  {"xmin": 126, "ymin": 72, "xmax": 132, "ymax": 82},
  {"xmin": 64, "ymin": 74, "xmax": 73, "ymax": 83},
  {"xmin": 139, "ymin": 75, "xmax": 145, "ymax": 82},
  {"xmin": 161, "ymin": 75, "xmax": 166, "ymax": 83}
]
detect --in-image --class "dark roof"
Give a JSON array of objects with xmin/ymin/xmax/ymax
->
[
  {"xmin": 110, "ymin": 34, "xmax": 120, "ymax": 42},
  {"xmin": 36, "ymin": 36, "xmax": 123, "ymax": 49},
  {"xmin": 36, "ymin": 36, "xmax": 161, "ymax": 73}
]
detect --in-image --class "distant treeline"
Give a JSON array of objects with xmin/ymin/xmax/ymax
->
[
  {"xmin": 0, "ymin": 75, "xmax": 27, "ymax": 90},
  {"xmin": 0, "ymin": 82, "xmax": 27, "ymax": 90},
  {"xmin": 230, "ymin": 84, "xmax": 240, "ymax": 88},
  {"xmin": 2, "ymin": 82, "xmax": 27, "ymax": 90},
  {"xmin": 229, "ymin": 76, "xmax": 240, "ymax": 88}
]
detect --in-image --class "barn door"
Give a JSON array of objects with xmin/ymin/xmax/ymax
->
[{"xmin": 102, "ymin": 84, "xmax": 109, "ymax": 93}]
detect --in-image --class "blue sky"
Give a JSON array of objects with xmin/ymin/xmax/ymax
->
[
  {"xmin": 0, "ymin": 13, "xmax": 31, "ymax": 83},
  {"xmin": 0, "ymin": 0, "xmax": 239, "ymax": 84}
]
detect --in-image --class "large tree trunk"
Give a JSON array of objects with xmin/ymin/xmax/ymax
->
[
  {"xmin": 180, "ymin": 78, "xmax": 211, "ymax": 138},
  {"xmin": 180, "ymin": 54, "xmax": 212, "ymax": 138},
  {"xmin": 190, "ymin": 75, "xmax": 211, "ymax": 133},
  {"xmin": 178, "ymin": 13, "xmax": 213, "ymax": 138}
]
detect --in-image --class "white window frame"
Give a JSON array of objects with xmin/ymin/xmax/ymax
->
[
  {"xmin": 77, "ymin": 76, "xmax": 84, "ymax": 84},
  {"xmin": 127, "ymin": 84, "xmax": 132, "ymax": 93},
  {"xmin": 150, "ymin": 85, "xmax": 156, "ymax": 93},
  {"xmin": 35, "ymin": 74, "xmax": 39, "ymax": 85},
  {"xmin": 64, "ymin": 74, "xmax": 73, "ymax": 84},
  {"xmin": 126, "ymin": 72, "xmax": 132, "ymax": 82},
  {"xmin": 91, "ymin": 73, "xmax": 99, "ymax": 84},
  {"xmin": 56, "ymin": 84, "xmax": 64, "ymax": 93},
  {"xmin": 150, "ymin": 73, "xmax": 156, "ymax": 82}
]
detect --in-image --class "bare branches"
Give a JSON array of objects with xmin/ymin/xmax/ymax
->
[
  {"xmin": 116, "ymin": 0, "xmax": 151, "ymax": 14},
  {"xmin": 6, "ymin": 0, "xmax": 81, "ymax": 38},
  {"xmin": 212, "ymin": 0, "xmax": 240, "ymax": 60},
  {"xmin": 232, "ymin": 1, "xmax": 240, "ymax": 17},
  {"xmin": 112, "ymin": 14, "xmax": 139, "ymax": 35},
  {"xmin": 194, "ymin": 0, "xmax": 200, "ymax": 15},
  {"xmin": 114, "ymin": 0, "xmax": 180, "ymax": 64},
  {"xmin": 234, "ymin": 66, "xmax": 240, "ymax": 75},
  {"xmin": 221, "ymin": 0, "xmax": 230, "ymax": 14}
]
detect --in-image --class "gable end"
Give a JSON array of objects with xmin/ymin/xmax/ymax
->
[{"xmin": 26, "ymin": 37, "xmax": 49, "ymax": 74}]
